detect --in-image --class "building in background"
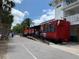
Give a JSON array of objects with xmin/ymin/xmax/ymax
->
[
  {"xmin": 51, "ymin": 0, "xmax": 64, "ymax": 19},
  {"xmin": 64, "ymin": 0, "xmax": 79, "ymax": 42},
  {"xmin": 52, "ymin": 0, "xmax": 79, "ymax": 42}
]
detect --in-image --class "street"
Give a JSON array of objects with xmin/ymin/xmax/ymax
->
[
  {"xmin": 0, "ymin": 0, "xmax": 79, "ymax": 59},
  {"xmin": 0, "ymin": 35, "xmax": 79, "ymax": 59}
]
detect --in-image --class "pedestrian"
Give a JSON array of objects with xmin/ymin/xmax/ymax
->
[{"xmin": 12, "ymin": 32, "xmax": 14, "ymax": 38}]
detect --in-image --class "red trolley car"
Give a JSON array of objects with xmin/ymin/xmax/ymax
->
[
  {"xmin": 40, "ymin": 19, "xmax": 70, "ymax": 42},
  {"xmin": 23, "ymin": 19, "xmax": 70, "ymax": 43}
]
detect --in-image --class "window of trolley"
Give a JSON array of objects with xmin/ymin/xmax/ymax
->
[{"xmin": 41, "ymin": 23, "xmax": 56, "ymax": 33}]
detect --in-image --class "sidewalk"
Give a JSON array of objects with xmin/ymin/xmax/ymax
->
[
  {"xmin": 0, "ymin": 40, "xmax": 8, "ymax": 59},
  {"xmin": 49, "ymin": 42, "xmax": 79, "ymax": 56}
]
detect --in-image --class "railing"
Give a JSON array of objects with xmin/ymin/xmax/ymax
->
[
  {"xmin": 65, "ymin": 0, "xmax": 77, "ymax": 5},
  {"xmin": 63, "ymin": 0, "xmax": 79, "ymax": 8},
  {"xmin": 66, "ymin": 14, "xmax": 79, "ymax": 25}
]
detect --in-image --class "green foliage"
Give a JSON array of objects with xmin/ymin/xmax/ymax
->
[
  {"xmin": 7, "ymin": 1, "xmax": 15, "ymax": 8},
  {"xmin": 49, "ymin": 2, "xmax": 53, "ymax": 6},
  {"xmin": 21, "ymin": 18, "xmax": 33, "ymax": 32},
  {"xmin": 12, "ymin": 24, "xmax": 22, "ymax": 33},
  {"xmin": 21, "ymin": 18, "xmax": 32, "ymax": 28},
  {"xmin": 12, "ymin": 18, "xmax": 34, "ymax": 33},
  {"xmin": 0, "ymin": 0, "xmax": 15, "ymax": 39},
  {"xmin": 1, "ymin": 0, "xmax": 15, "ymax": 27},
  {"xmin": 2, "ymin": 14, "xmax": 13, "ymax": 25}
]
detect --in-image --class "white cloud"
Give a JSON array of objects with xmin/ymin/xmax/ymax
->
[
  {"xmin": 12, "ymin": 0, "xmax": 23, "ymax": 4},
  {"xmin": 42, "ymin": 9, "xmax": 47, "ymax": 13},
  {"xmin": 42, "ymin": 9, "xmax": 52, "ymax": 13},
  {"xmin": 33, "ymin": 9, "xmax": 55, "ymax": 26},
  {"xmin": 11, "ymin": 8, "xmax": 29, "ymax": 27},
  {"xmin": 11, "ymin": 8, "xmax": 55, "ymax": 28},
  {"xmin": 24, "ymin": 11, "xmax": 29, "ymax": 16}
]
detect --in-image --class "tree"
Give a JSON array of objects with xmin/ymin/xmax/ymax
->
[
  {"xmin": 3, "ymin": 0, "xmax": 15, "ymax": 11},
  {"xmin": 2, "ymin": 0, "xmax": 15, "ymax": 24},
  {"xmin": 0, "ymin": 0, "xmax": 15, "ymax": 40},
  {"xmin": 21, "ymin": 18, "xmax": 33, "ymax": 32},
  {"xmin": 2, "ymin": 14, "xmax": 13, "ymax": 25},
  {"xmin": 12, "ymin": 18, "xmax": 33, "ymax": 34},
  {"xmin": 0, "ymin": 0, "xmax": 3, "ymax": 15},
  {"xmin": 22, "ymin": 18, "xmax": 32, "ymax": 28},
  {"xmin": 12, "ymin": 24, "xmax": 22, "ymax": 33}
]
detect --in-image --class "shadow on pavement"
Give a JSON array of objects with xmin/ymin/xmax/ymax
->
[{"xmin": 0, "ymin": 40, "xmax": 9, "ymax": 59}]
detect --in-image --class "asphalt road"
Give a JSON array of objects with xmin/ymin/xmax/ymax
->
[{"xmin": 0, "ymin": 35, "xmax": 79, "ymax": 59}]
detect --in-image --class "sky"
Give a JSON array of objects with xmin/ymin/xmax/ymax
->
[{"xmin": 11, "ymin": 0, "xmax": 55, "ymax": 27}]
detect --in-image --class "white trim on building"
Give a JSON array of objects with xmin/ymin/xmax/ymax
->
[
  {"xmin": 52, "ymin": 0, "xmax": 79, "ymax": 25},
  {"xmin": 64, "ymin": 0, "xmax": 79, "ymax": 25}
]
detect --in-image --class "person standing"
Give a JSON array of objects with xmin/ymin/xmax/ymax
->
[{"xmin": 12, "ymin": 32, "xmax": 14, "ymax": 38}]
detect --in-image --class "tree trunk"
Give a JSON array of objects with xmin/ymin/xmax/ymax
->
[{"xmin": 0, "ymin": 23, "xmax": 10, "ymax": 40}]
